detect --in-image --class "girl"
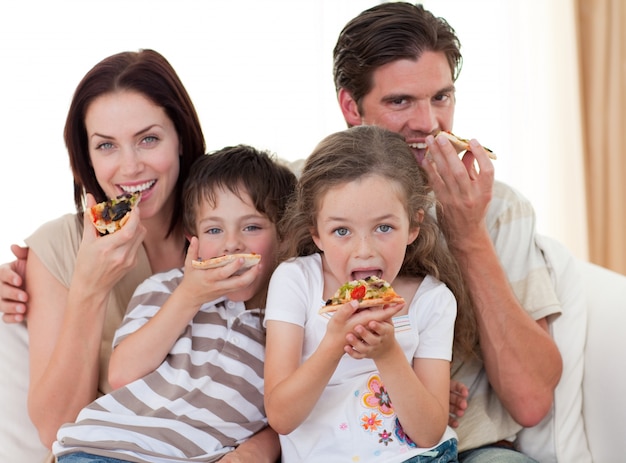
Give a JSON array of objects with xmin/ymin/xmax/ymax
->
[{"xmin": 264, "ymin": 125, "xmax": 476, "ymax": 462}]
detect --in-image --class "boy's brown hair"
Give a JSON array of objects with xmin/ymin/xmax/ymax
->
[{"xmin": 182, "ymin": 145, "xmax": 296, "ymax": 240}]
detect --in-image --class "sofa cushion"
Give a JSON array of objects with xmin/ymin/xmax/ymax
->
[
  {"xmin": 0, "ymin": 321, "xmax": 48, "ymax": 461},
  {"xmin": 516, "ymin": 235, "xmax": 591, "ymax": 462}
]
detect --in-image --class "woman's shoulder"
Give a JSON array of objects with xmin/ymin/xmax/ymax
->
[
  {"xmin": 24, "ymin": 213, "xmax": 83, "ymax": 287},
  {"xmin": 25, "ymin": 213, "xmax": 82, "ymax": 250}
]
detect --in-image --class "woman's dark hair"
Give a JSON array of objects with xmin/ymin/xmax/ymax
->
[{"xmin": 64, "ymin": 49, "xmax": 205, "ymax": 236}]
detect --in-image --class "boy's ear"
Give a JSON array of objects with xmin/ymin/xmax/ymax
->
[
  {"xmin": 338, "ymin": 88, "xmax": 363, "ymax": 127},
  {"xmin": 407, "ymin": 209, "xmax": 425, "ymax": 245}
]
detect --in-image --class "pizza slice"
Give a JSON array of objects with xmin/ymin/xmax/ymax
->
[
  {"xmin": 437, "ymin": 131, "xmax": 497, "ymax": 160},
  {"xmin": 89, "ymin": 192, "xmax": 141, "ymax": 235},
  {"xmin": 191, "ymin": 253, "xmax": 261, "ymax": 270},
  {"xmin": 319, "ymin": 275, "xmax": 405, "ymax": 314}
]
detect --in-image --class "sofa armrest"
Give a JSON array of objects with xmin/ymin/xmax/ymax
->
[{"xmin": 578, "ymin": 259, "xmax": 626, "ymax": 462}]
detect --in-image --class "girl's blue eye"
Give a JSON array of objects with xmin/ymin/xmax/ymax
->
[
  {"xmin": 334, "ymin": 228, "xmax": 349, "ymax": 237},
  {"xmin": 206, "ymin": 228, "xmax": 221, "ymax": 235},
  {"xmin": 378, "ymin": 224, "xmax": 392, "ymax": 233}
]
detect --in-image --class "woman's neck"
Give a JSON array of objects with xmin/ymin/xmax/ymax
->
[{"xmin": 142, "ymin": 216, "xmax": 186, "ymax": 274}]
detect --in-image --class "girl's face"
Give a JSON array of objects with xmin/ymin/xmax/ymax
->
[
  {"xmin": 85, "ymin": 90, "xmax": 181, "ymax": 223},
  {"xmin": 312, "ymin": 174, "xmax": 419, "ymax": 295},
  {"xmin": 193, "ymin": 187, "xmax": 279, "ymax": 308}
]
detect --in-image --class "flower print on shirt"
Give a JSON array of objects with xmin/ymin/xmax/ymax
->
[{"xmin": 361, "ymin": 374, "xmax": 394, "ymax": 416}]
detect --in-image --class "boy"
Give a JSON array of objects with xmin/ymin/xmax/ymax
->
[{"xmin": 52, "ymin": 145, "xmax": 296, "ymax": 463}]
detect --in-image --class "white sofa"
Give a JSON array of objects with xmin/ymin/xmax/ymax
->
[
  {"xmin": 1, "ymin": 236, "xmax": 624, "ymax": 462},
  {"xmin": 580, "ymin": 257, "xmax": 626, "ymax": 462},
  {"xmin": 517, "ymin": 235, "xmax": 626, "ymax": 463}
]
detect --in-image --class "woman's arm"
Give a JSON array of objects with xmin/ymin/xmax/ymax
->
[{"xmin": 26, "ymin": 209, "xmax": 146, "ymax": 448}]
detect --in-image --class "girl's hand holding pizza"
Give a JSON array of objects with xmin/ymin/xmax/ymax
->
[{"xmin": 344, "ymin": 301, "xmax": 404, "ymax": 360}]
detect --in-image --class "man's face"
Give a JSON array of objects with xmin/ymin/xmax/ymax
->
[{"xmin": 340, "ymin": 51, "xmax": 456, "ymax": 165}]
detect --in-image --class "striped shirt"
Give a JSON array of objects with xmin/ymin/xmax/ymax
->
[{"xmin": 53, "ymin": 268, "xmax": 267, "ymax": 463}]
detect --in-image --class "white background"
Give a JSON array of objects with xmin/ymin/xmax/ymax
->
[{"xmin": 0, "ymin": 0, "xmax": 587, "ymax": 264}]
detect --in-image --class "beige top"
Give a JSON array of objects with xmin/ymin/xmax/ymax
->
[
  {"xmin": 25, "ymin": 213, "xmax": 152, "ymax": 462},
  {"xmin": 451, "ymin": 181, "xmax": 561, "ymax": 451}
]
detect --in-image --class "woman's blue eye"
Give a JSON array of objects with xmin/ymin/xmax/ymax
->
[{"xmin": 96, "ymin": 142, "xmax": 114, "ymax": 150}]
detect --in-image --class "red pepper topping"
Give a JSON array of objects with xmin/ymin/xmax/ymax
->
[{"xmin": 350, "ymin": 285, "xmax": 366, "ymax": 300}]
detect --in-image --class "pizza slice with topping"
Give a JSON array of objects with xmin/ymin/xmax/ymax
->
[
  {"xmin": 89, "ymin": 192, "xmax": 141, "ymax": 235},
  {"xmin": 319, "ymin": 275, "xmax": 405, "ymax": 314}
]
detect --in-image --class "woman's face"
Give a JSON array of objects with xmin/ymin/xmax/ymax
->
[{"xmin": 85, "ymin": 90, "xmax": 181, "ymax": 223}]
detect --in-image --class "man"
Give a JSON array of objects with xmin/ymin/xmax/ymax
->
[{"xmin": 332, "ymin": 3, "xmax": 562, "ymax": 461}]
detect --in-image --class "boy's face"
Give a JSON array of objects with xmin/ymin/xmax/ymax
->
[
  {"xmin": 193, "ymin": 187, "xmax": 278, "ymax": 307},
  {"xmin": 339, "ymin": 51, "xmax": 456, "ymax": 165}
]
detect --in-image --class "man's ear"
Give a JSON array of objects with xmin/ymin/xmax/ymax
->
[{"xmin": 338, "ymin": 88, "xmax": 362, "ymax": 127}]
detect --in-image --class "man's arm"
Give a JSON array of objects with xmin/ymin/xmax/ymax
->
[
  {"xmin": 0, "ymin": 245, "xmax": 29, "ymax": 323},
  {"xmin": 423, "ymin": 134, "xmax": 562, "ymax": 426}
]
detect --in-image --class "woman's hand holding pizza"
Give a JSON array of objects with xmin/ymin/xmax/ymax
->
[{"xmin": 72, "ymin": 194, "xmax": 146, "ymax": 297}]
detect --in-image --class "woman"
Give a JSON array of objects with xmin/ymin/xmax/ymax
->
[{"xmin": 16, "ymin": 50, "xmax": 271, "ymax": 462}]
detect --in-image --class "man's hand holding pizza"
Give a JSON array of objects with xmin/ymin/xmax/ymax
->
[{"xmin": 421, "ymin": 132, "xmax": 495, "ymax": 248}]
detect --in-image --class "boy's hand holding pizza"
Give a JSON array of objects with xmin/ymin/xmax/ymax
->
[{"xmin": 179, "ymin": 237, "xmax": 262, "ymax": 308}]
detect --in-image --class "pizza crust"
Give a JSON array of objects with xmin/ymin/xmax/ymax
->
[
  {"xmin": 438, "ymin": 131, "xmax": 497, "ymax": 160},
  {"xmin": 191, "ymin": 253, "xmax": 261, "ymax": 270},
  {"xmin": 319, "ymin": 296, "xmax": 405, "ymax": 314}
]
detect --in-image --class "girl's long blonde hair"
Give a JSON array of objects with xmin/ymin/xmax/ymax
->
[{"xmin": 279, "ymin": 125, "xmax": 479, "ymax": 360}]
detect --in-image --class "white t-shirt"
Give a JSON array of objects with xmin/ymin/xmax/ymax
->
[{"xmin": 265, "ymin": 253, "xmax": 457, "ymax": 463}]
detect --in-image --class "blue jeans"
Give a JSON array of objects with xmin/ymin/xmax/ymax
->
[
  {"xmin": 459, "ymin": 446, "xmax": 539, "ymax": 463},
  {"xmin": 58, "ymin": 452, "xmax": 131, "ymax": 463},
  {"xmin": 403, "ymin": 438, "xmax": 458, "ymax": 462}
]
